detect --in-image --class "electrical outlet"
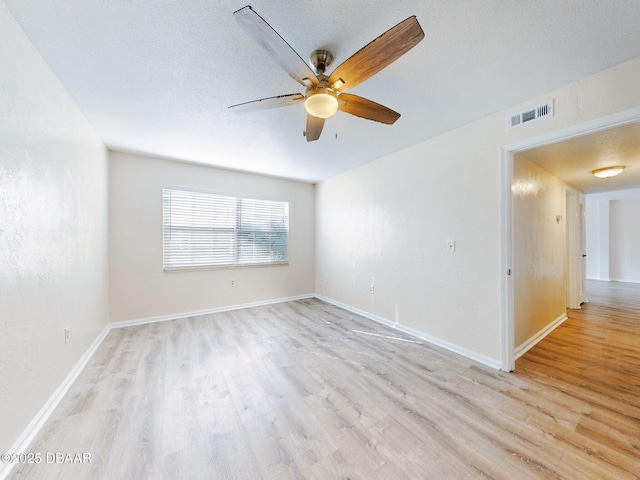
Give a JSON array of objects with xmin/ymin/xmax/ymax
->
[
  {"xmin": 64, "ymin": 326, "xmax": 71, "ymax": 344},
  {"xmin": 230, "ymin": 279, "xmax": 235, "ymax": 287},
  {"xmin": 370, "ymin": 285, "xmax": 375, "ymax": 295},
  {"xmin": 446, "ymin": 240, "xmax": 456, "ymax": 252}
]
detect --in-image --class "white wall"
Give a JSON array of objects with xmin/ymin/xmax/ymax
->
[
  {"xmin": 315, "ymin": 122, "xmax": 503, "ymax": 364},
  {"xmin": 316, "ymin": 55, "xmax": 640, "ymax": 366},
  {"xmin": 611, "ymin": 197, "xmax": 640, "ymax": 282},
  {"xmin": 586, "ymin": 199, "xmax": 609, "ymax": 279},
  {"xmin": 108, "ymin": 151, "xmax": 315, "ymax": 322},
  {"xmin": 512, "ymin": 155, "xmax": 567, "ymax": 347},
  {"xmin": 586, "ymin": 188, "xmax": 640, "ymax": 282},
  {"xmin": 0, "ymin": 3, "xmax": 109, "ymax": 454}
]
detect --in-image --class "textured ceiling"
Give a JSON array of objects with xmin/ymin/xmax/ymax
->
[
  {"xmin": 518, "ymin": 122, "xmax": 640, "ymax": 194},
  {"xmin": 5, "ymin": 0, "xmax": 640, "ymax": 183}
]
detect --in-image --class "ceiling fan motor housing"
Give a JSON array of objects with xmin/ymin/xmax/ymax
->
[{"xmin": 309, "ymin": 49, "xmax": 334, "ymax": 75}]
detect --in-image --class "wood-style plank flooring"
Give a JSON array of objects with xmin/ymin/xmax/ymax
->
[{"xmin": 8, "ymin": 281, "xmax": 640, "ymax": 479}]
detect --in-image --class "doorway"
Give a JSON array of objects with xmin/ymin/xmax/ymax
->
[{"xmin": 500, "ymin": 107, "xmax": 640, "ymax": 371}]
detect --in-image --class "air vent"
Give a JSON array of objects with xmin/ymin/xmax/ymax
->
[{"xmin": 508, "ymin": 99, "xmax": 553, "ymax": 130}]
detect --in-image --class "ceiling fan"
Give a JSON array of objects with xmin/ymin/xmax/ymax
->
[{"xmin": 229, "ymin": 5, "xmax": 425, "ymax": 142}]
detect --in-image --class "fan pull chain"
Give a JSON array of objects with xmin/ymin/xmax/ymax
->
[{"xmin": 335, "ymin": 115, "xmax": 339, "ymax": 139}]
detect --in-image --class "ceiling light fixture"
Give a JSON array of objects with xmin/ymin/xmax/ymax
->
[
  {"xmin": 592, "ymin": 166, "xmax": 625, "ymax": 178},
  {"xmin": 304, "ymin": 87, "xmax": 338, "ymax": 119}
]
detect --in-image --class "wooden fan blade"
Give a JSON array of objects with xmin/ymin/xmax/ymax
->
[
  {"xmin": 234, "ymin": 6, "xmax": 319, "ymax": 87},
  {"xmin": 337, "ymin": 93, "xmax": 400, "ymax": 124},
  {"xmin": 229, "ymin": 93, "xmax": 304, "ymax": 113},
  {"xmin": 328, "ymin": 16, "xmax": 424, "ymax": 93},
  {"xmin": 305, "ymin": 114, "xmax": 325, "ymax": 142}
]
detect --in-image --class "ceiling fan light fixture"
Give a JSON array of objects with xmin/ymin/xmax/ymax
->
[
  {"xmin": 304, "ymin": 87, "xmax": 338, "ymax": 119},
  {"xmin": 231, "ymin": 7, "xmax": 425, "ymax": 140},
  {"xmin": 592, "ymin": 166, "xmax": 625, "ymax": 178}
]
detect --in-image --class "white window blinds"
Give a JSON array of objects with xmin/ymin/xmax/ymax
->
[{"xmin": 162, "ymin": 188, "xmax": 289, "ymax": 270}]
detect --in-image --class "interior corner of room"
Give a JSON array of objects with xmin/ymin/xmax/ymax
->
[{"xmin": 2, "ymin": 1, "xmax": 640, "ymax": 478}]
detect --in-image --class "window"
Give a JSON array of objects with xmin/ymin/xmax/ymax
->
[{"xmin": 162, "ymin": 188, "xmax": 288, "ymax": 270}]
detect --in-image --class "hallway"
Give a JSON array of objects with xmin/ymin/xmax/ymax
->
[{"xmin": 516, "ymin": 279, "xmax": 640, "ymax": 476}]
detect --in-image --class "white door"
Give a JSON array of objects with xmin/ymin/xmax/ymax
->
[
  {"xmin": 565, "ymin": 188, "xmax": 581, "ymax": 310},
  {"xmin": 578, "ymin": 194, "xmax": 588, "ymax": 305}
]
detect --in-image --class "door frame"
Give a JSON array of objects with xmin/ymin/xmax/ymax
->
[{"xmin": 500, "ymin": 107, "xmax": 640, "ymax": 371}]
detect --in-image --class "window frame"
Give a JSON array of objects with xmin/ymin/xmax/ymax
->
[{"xmin": 162, "ymin": 187, "xmax": 289, "ymax": 271}]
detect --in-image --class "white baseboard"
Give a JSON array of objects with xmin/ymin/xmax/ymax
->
[
  {"xmin": 514, "ymin": 312, "xmax": 568, "ymax": 360},
  {"xmin": 0, "ymin": 293, "xmax": 314, "ymax": 480},
  {"xmin": 0, "ymin": 327, "xmax": 110, "ymax": 480},
  {"xmin": 6, "ymin": 291, "xmax": 514, "ymax": 480},
  {"xmin": 109, "ymin": 293, "xmax": 315, "ymax": 329},
  {"xmin": 586, "ymin": 277, "xmax": 640, "ymax": 284},
  {"xmin": 609, "ymin": 277, "xmax": 640, "ymax": 284},
  {"xmin": 314, "ymin": 295, "xmax": 502, "ymax": 371},
  {"xmin": 118, "ymin": 295, "xmax": 505, "ymax": 373}
]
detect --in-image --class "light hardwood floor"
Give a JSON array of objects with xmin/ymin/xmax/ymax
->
[{"xmin": 8, "ymin": 281, "xmax": 640, "ymax": 479}]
